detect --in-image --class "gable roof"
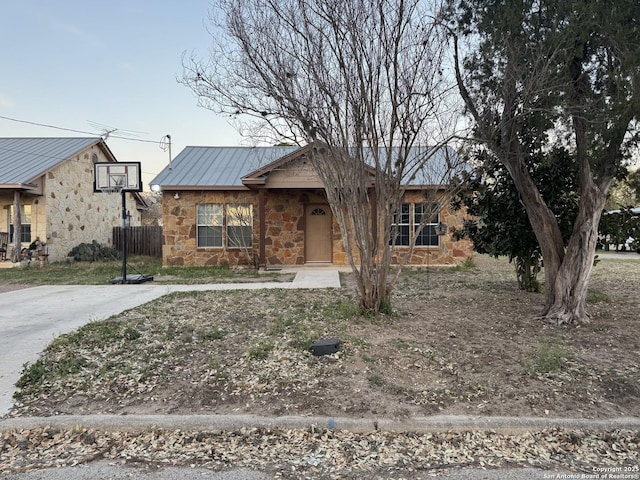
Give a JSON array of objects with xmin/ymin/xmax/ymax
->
[
  {"xmin": 151, "ymin": 144, "xmax": 464, "ymax": 190},
  {"xmin": 150, "ymin": 146, "xmax": 300, "ymax": 189},
  {"xmin": 0, "ymin": 137, "xmax": 110, "ymax": 186}
]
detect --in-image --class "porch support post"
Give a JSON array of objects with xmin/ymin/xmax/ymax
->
[
  {"xmin": 258, "ymin": 188, "xmax": 266, "ymax": 268},
  {"xmin": 370, "ymin": 188, "xmax": 377, "ymax": 252},
  {"xmin": 11, "ymin": 190, "xmax": 22, "ymax": 263}
]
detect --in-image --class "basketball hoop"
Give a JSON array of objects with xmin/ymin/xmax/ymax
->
[
  {"xmin": 93, "ymin": 162, "xmax": 151, "ymax": 284},
  {"xmin": 98, "ymin": 185, "xmax": 124, "ymax": 195}
]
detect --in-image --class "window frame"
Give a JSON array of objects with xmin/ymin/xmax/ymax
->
[
  {"xmin": 390, "ymin": 202, "xmax": 440, "ymax": 247},
  {"xmin": 196, "ymin": 203, "xmax": 223, "ymax": 248},
  {"xmin": 196, "ymin": 202, "xmax": 254, "ymax": 249},
  {"xmin": 414, "ymin": 203, "xmax": 440, "ymax": 247}
]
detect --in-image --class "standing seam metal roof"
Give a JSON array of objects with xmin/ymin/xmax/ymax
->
[
  {"xmin": 0, "ymin": 137, "xmax": 103, "ymax": 185},
  {"xmin": 150, "ymin": 146, "xmax": 300, "ymax": 187},
  {"xmin": 150, "ymin": 145, "xmax": 462, "ymax": 188}
]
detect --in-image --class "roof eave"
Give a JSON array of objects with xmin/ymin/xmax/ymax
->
[{"xmin": 160, "ymin": 185, "xmax": 251, "ymax": 191}]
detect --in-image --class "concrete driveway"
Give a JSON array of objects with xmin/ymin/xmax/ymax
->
[{"xmin": 0, "ymin": 271, "xmax": 340, "ymax": 417}]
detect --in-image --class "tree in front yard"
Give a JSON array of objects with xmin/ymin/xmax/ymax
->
[
  {"xmin": 452, "ymin": 148, "xmax": 579, "ymax": 292},
  {"xmin": 181, "ymin": 0, "xmax": 465, "ymax": 313},
  {"xmin": 448, "ymin": 0, "xmax": 640, "ymax": 324}
]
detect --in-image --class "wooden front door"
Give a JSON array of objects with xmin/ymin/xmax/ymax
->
[{"xmin": 305, "ymin": 204, "xmax": 332, "ymax": 262}]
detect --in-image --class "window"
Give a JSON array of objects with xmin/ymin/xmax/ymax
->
[
  {"xmin": 414, "ymin": 203, "xmax": 439, "ymax": 246},
  {"xmin": 226, "ymin": 204, "xmax": 253, "ymax": 248},
  {"xmin": 390, "ymin": 203, "xmax": 439, "ymax": 247},
  {"xmin": 9, "ymin": 205, "xmax": 32, "ymax": 243},
  {"xmin": 197, "ymin": 204, "xmax": 223, "ymax": 247},
  {"xmin": 390, "ymin": 203, "xmax": 411, "ymax": 246},
  {"xmin": 196, "ymin": 203, "xmax": 253, "ymax": 248}
]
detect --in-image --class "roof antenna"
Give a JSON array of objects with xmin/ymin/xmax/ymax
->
[{"xmin": 160, "ymin": 134, "xmax": 172, "ymax": 169}]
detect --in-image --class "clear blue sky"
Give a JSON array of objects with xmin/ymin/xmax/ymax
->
[{"xmin": 0, "ymin": 0, "xmax": 243, "ymax": 189}]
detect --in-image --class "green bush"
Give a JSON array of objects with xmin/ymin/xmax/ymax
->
[{"xmin": 68, "ymin": 241, "xmax": 121, "ymax": 262}]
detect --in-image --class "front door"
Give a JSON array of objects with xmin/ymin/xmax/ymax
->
[{"xmin": 305, "ymin": 204, "xmax": 332, "ymax": 262}]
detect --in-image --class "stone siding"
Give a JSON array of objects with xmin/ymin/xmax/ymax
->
[
  {"xmin": 162, "ymin": 190, "xmax": 260, "ymax": 267},
  {"xmin": 161, "ymin": 188, "xmax": 473, "ymax": 268},
  {"xmin": 44, "ymin": 146, "xmax": 141, "ymax": 261}
]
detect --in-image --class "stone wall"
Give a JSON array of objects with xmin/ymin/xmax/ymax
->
[
  {"xmin": 264, "ymin": 190, "xmax": 307, "ymax": 266},
  {"xmin": 44, "ymin": 146, "xmax": 141, "ymax": 261},
  {"xmin": 162, "ymin": 190, "xmax": 260, "ymax": 267},
  {"xmin": 0, "ymin": 146, "xmax": 141, "ymax": 262},
  {"xmin": 161, "ymin": 188, "xmax": 473, "ymax": 268}
]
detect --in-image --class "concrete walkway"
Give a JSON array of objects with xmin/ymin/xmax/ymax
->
[{"xmin": 0, "ymin": 270, "xmax": 340, "ymax": 417}]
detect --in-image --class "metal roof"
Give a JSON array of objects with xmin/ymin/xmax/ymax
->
[
  {"xmin": 151, "ymin": 146, "xmax": 300, "ymax": 188},
  {"xmin": 150, "ymin": 145, "xmax": 464, "ymax": 189},
  {"xmin": 0, "ymin": 137, "xmax": 103, "ymax": 185}
]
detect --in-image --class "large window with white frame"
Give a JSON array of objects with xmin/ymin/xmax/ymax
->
[
  {"xmin": 196, "ymin": 203, "xmax": 253, "ymax": 248},
  {"xmin": 390, "ymin": 203, "xmax": 439, "ymax": 247},
  {"xmin": 196, "ymin": 204, "xmax": 223, "ymax": 247}
]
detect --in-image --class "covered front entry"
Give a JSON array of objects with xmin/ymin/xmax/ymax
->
[{"xmin": 305, "ymin": 204, "xmax": 332, "ymax": 262}]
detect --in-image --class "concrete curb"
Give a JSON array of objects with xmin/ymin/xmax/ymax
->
[{"xmin": 2, "ymin": 414, "xmax": 639, "ymax": 434}]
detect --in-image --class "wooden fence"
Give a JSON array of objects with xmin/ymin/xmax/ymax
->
[{"xmin": 113, "ymin": 226, "xmax": 163, "ymax": 258}]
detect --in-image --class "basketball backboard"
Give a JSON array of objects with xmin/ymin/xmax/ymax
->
[{"xmin": 94, "ymin": 162, "xmax": 142, "ymax": 193}]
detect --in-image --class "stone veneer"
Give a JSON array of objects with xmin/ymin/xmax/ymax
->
[
  {"xmin": 162, "ymin": 188, "xmax": 473, "ymax": 267},
  {"xmin": 0, "ymin": 144, "xmax": 141, "ymax": 262}
]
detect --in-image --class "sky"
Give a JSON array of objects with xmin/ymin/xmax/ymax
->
[{"xmin": 0, "ymin": 0, "xmax": 243, "ymax": 190}]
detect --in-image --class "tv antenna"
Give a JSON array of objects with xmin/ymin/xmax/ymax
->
[
  {"xmin": 160, "ymin": 134, "xmax": 172, "ymax": 169},
  {"xmin": 87, "ymin": 121, "xmax": 148, "ymax": 143}
]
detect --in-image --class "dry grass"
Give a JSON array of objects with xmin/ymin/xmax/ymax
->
[{"xmin": 10, "ymin": 255, "xmax": 640, "ymax": 420}]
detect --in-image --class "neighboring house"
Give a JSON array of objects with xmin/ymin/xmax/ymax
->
[
  {"xmin": 150, "ymin": 145, "xmax": 473, "ymax": 268},
  {"xmin": 0, "ymin": 137, "xmax": 145, "ymax": 262}
]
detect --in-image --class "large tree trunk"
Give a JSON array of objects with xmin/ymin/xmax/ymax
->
[{"xmin": 543, "ymin": 182, "xmax": 607, "ymax": 324}]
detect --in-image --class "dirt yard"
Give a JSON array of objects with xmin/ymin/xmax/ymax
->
[{"xmin": 9, "ymin": 255, "xmax": 640, "ymax": 421}]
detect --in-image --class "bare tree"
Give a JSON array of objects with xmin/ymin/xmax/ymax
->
[{"xmin": 182, "ymin": 0, "xmax": 465, "ymax": 312}]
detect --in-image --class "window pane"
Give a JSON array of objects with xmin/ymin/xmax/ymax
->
[
  {"xmin": 197, "ymin": 226, "xmax": 222, "ymax": 247},
  {"xmin": 415, "ymin": 203, "xmax": 438, "ymax": 224},
  {"xmin": 390, "ymin": 203, "xmax": 411, "ymax": 246},
  {"xmin": 197, "ymin": 204, "xmax": 223, "ymax": 247},
  {"xmin": 9, "ymin": 205, "xmax": 32, "ymax": 243},
  {"xmin": 197, "ymin": 204, "xmax": 222, "ymax": 226},
  {"xmin": 227, "ymin": 225, "xmax": 252, "ymax": 248},
  {"xmin": 416, "ymin": 224, "xmax": 438, "ymax": 246},
  {"xmin": 226, "ymin": 204, "xmax": 252, "ymax": 226},
  {"xmin": 226, "ymin": 204, "xmax": 252, "ymax": 248},
  {"xmin": 415, "ymin": 203, "xmax": 439, "ymax": 246}
]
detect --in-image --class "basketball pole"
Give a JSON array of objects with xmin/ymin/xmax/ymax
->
[{"xmin": 120, "ymin": 189, "xmax": 127, "ymax": 284}]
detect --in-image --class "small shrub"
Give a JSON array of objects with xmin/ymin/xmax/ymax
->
[
  {"xmin": 527, "ymin": 338, "xmax": 572, "ymax": 375},
  {"xmin": 452, "ymin": 256, "xmax": 477, "ymax": 272},
  {"xmin": 123, "ymin": 326, "xmax": 142, "ymax": 341},
  {"xmin": 246, "ymin": 338, "xmax": 275, "ymax": 360},
  {"xmin": 68, "ymin": 241, "xmax": 121, "ymax": 262},
  {"xmin": 587, "ymin": 289, "xmax": 612, "ymax": 304},
  {"xmin": 16, "ymin": 360, "xmax": 48, "ymax": 390},
  {"xmin": 198, "ymin": 327, "xmax": 227, "ymax": 341}
]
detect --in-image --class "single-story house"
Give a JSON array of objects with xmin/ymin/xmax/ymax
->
[
  {"xmin": 151, "ymin": 145, "xmax": 472, "ymax": 268},
  {"xmin": 0, "ymin": 137, "xmax": 145, "ymax": 262}
]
